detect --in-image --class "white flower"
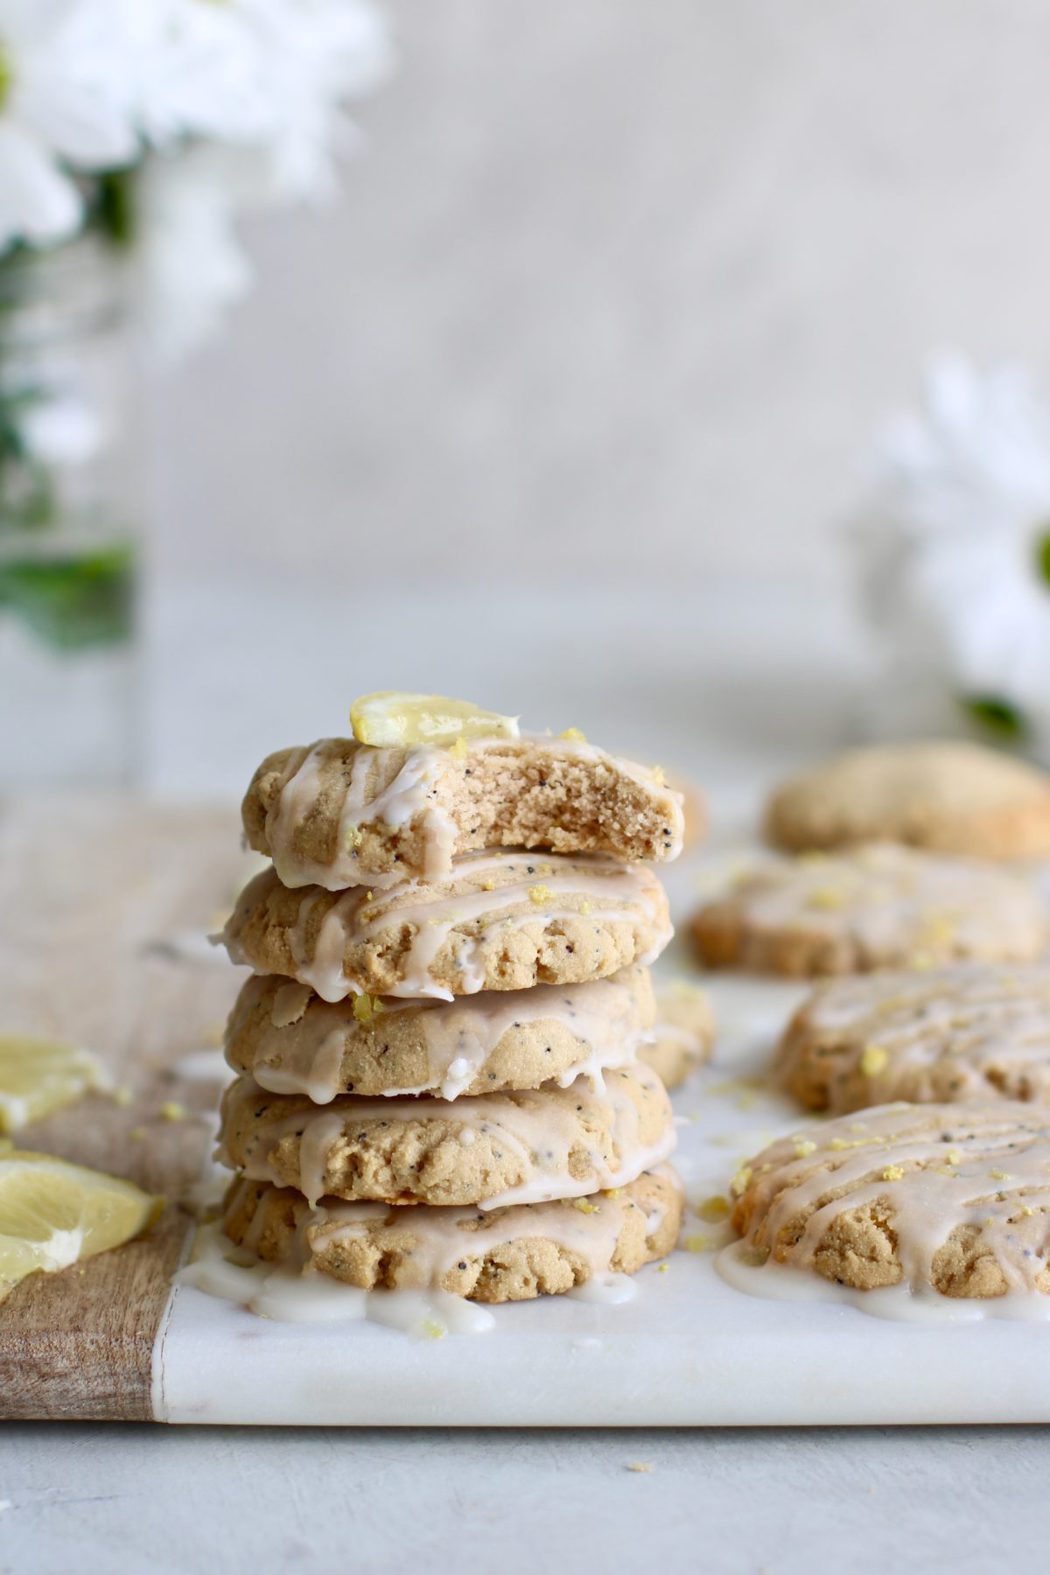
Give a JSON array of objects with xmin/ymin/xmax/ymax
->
[
  {"xmin": 244, "ymin": 0, "xmax": 393, "ymax": 200},
  {"xmin": 19, "ymin": 385, "xmax": 103, "ymax": 465},
  {"xmin": 854, "ymin": 353, "xmax": 1050, "ymax": 749},
  {"xmin": 0, "ymin": 0, "xmax": 139, "ymax": 250},
  {"xmin": 136, "ymin": 147, "xmax": 258, "ymax": 362}
]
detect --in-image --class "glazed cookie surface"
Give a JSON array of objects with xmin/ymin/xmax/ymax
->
[
  {"xmin": 691, "ymin": 843, "xmax": 1047, "ymax": 977},
  {"xmin": 243, "ymin": 735, "xmax": 687, "ymax": 891},
  {"xmin": 732, "ymin": 1102, "xmax": 1050, "ymax": 1298},
  {"xmin": 223, "ymin": 1164, "xmax": 684, "ymax": 1302},
  {"xmin": 218, "ymin": 1062, "xmax": 675, "ymax": 1209},
  {"xmin": 765, "ymin": 740, "xmax": 1050, "ymax": 858},
  {"xmin": 223, "ymin": 851, "xmax": 672, "ymax": 1000},
  {"xmin": 224, "ymin": 966, "xmax": 656, "ymax": 1102},
  {"xmin": 778, "ymin": 964, "xmax": 1050, "ymax": 1113},
  {"xmin": 641, "ymin": 980, "xmax": 715, "ymax": 1089}
]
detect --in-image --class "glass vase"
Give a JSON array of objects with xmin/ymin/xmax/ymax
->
[{"xmin": 0, "ymin": 238, "xmax": 140, "ymax": 790}]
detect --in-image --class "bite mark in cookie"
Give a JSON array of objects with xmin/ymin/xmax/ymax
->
[{"xmin": 243, "ymin": 735, "xmax": 688, "ymax": 891}]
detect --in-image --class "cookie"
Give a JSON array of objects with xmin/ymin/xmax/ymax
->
[
  {"xmin": 640, "ymin": 980, "xmax": 715, "ymax": 1089},
  {"xmin": 223, "ymin": 851, "xmax": 672, "ymax": 1001},
  {"xmin": 243, "ymin": 735, "xmax": 687, "ymax": 891},
  {"xmin": 778, "ymin": 964, "xmax": 1050, "ymax": 1113},
  {"xmin": 765, "ymin": 740, "xmax": 1050, "ymax": 859},
  {"xmin": 732, "ymin": 1102, "xmax": 1050, "ymax": 1298},
  {"xmin": 224, "ymin": 966, "xmax": 656, "ymax": 1102},
  {"xmin": 218, "ymin": 1062, "xmax": 674, "ymax": 1209},
  {"xmin": 690, "ymin": 843, "xmax": 1046, "ymax": 977},
  {"xmin": 223, "ymin": 1164, "xmax": 684, "ymax": 1302}
]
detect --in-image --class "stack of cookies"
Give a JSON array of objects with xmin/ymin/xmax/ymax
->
[{"xmin": 215, "ymin": 698, "xmax": 689, "ymax": 1306}]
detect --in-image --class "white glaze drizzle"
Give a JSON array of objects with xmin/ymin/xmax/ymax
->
[
  {"xmin": 232, "ymin": 852, "xmax": 671, "ymax": 1003},
  {"xmin": 176, "ymin": 1222, "xmax": 496, "ymax": 1334},
  {"xmin": 229, "ymin": 969, "xmax": 655, "ymax": 1104},
  {"xmin": 783, "ymin": 963, "xmax": 1050, "ymax": 1107},
  {"xmin": 309, "ymin": 1163, "xmax": 681, "ymax": 1285},
  {"xmin": 735, "ymin": 1102, "xmax": 1050, "ymax": 1301},
  {"xmin": 266, "ymin": 741, "xmax": 455, "ymax": 891},
  {"xmin": 219, "ymin": 1064, "xmax": 676, "ymax": 1209},
  {"xmin": 713, "ymin": 843, "xmax": 1047, "ymax": 965}
]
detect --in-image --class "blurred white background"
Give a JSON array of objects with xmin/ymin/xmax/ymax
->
[{"xmin": 155, "ymin": 0, "xmax": 1050, "ymax": 600}]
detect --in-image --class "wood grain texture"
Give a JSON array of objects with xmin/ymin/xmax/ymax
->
[{"xmin": 0, "ymin": 797, "xmax": 247, "ymax": 1420}]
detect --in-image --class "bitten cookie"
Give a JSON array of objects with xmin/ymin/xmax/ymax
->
[
  {"xmin": 690, "ymin": 843, "xmax": 1047, "ymax": 977},
  {"xmin": 223, "ymin": 851, "xmax": 672, "ymax": 1000},
  {"xmin": 765, "ymin": 740, "xmax": 1050, "ymax": 859},
  {"xmin": 218, "ymin": 1062, "xmax": 675, "ymax": 1209},
  {"xmin": 243, "ymin": 735, "xmax": 687, "ymax": 890},
  {"xmin": 223, "ymin": 1165, "xmax": 684, "ymax": 1302},
  {"xmin": 224, "ymin": 966, "xmax": 656, "ymax": 1102},
  {"xmin": 641, "ymin": 980, "xmax": 715, "ymax": 1089},
  {"xmin": 778, "ymin": 964, "xmax": 1050, "ymax": 1113},
  {"xmin": 731, "ymin": 1102, "xmax": 1050, "ymax": 1299}
]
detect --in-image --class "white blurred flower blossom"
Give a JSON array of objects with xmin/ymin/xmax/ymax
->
[
  {"xmin": 137, "ymin": 147, "xmax": 258, "ymax": 362},
  {"xmin": 854, "ymin": 353, "xmax": 1050, "ymax": 750},
  {"xmin": 0, "ymin": 0, "xmax": 392, "ymax": 356},
  {"xmin": 0, "ymin": 0, "xmax": 139, "ymax": 249}
]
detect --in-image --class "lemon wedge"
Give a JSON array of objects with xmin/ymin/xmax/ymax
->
[
  {"xmin": 0, "ymin": 1035, "xmax": 110, "ymax": 1133},
  {"xmin": 349, "ymin": 692, "xmax": 520, "ymax": 748},
  {"xmin": 0, "ymin": 1150, "xmax": 161, "ymax": 1301}
]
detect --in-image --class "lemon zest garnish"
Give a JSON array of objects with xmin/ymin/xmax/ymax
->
[
  {"xmin": 696, "ymin": 1194, "xmax": 730, "ymax": 1223},
  {"xmin": 352, "ymin": 994, "xmax": 385, "ymax": 1026},
  {"xmin": 792, "ymin": 1138, "xmax": 817, "ymax": 1158},
  {"xmin": 111, "ymin": 1087, "xmax": 133, "ymax": 1108},
  {"xmin": 881, "ymin": 1165, "xmax": 905, "ymax": 1182},
  {"xmin": 657, "ymin": 1262, "xmax": 669, "ymax": 1273},
  {"xmin": 807, "ymin": 886, "xmax": 846, "ymax": 910},
  {"xmin": 528, "ymin": 885, "xmax": 552, "ymax": 905},
  {"xmin": 730, "ymin": 1166, "xmax": 752, "ymax": 1198},
  {"xmin": 558, "ymin": 727, "xmax": 586, "ymax": 743},
  {"xmin": 829, "ymin": 1138, "xmax": 849, "ymax": 1151},
  {"xmin": 684, "ymin": 1233, "xmax": 714, "ymax": 1253},
  {"xmin": 990, "ymin": 1169, "xmax": 1011, "ymax": 1181},
  {"xmin": 421, "ymin": 1320, "xmax": 446, "ymax": 1340},
  {"xmin": 860, "ymin": 1045, "xmax": 889, "ymax": 1077},
  {"xmin": 449, "ymin": 736, "xmax": 469, "ymax": 761},
  {"xmin": 160, "ymin": 1102, "xmax": 186, "ymax": 1123},
  {"xmin": 572, "ymin": 1198, "xmax": 599, "ymax": 1214},
  {"xmin": 343, "ymin": 824, "xmax": 363, "ymax": 852}
]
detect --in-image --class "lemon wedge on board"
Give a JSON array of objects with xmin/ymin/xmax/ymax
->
[
  {"xmin": 0, "ymin": 1150, "xmax": 161, "ymax": 1302},
  {"xmin": 0, "ymin": 1034, "xmax": 110, "ymax": 1133},
  {"xmin": 349, "ymin": 692, "xmax": 519, "ymax": 749}
]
